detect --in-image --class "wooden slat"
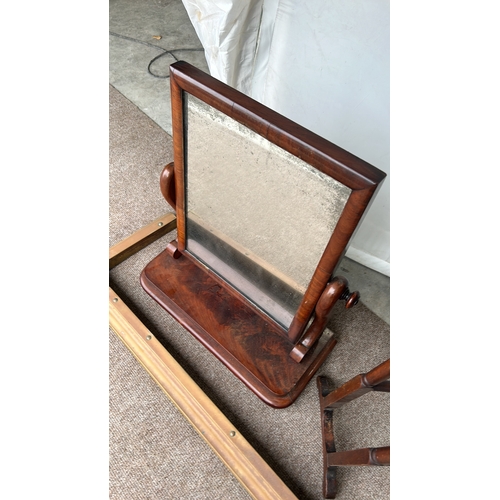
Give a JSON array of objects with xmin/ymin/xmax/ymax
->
[
  {"xmin": 110, "ymin": 216, "xmax": 297, "ymax": 499},
  {"xmin": 109, "ymin": 287, "xmax": 298, "ymax": 500},
  {"xmin": 109, "ymin": 213, "xmax": 177, "ymax": 269}
]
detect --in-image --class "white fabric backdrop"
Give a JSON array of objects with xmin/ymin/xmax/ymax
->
[{"xmin": 181, "ymin": 0, "xmax": 390, "ymax": 275}]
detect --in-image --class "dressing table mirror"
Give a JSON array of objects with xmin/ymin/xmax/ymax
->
[{"xmin": 140, "ymin": 61, "xmax": 386, "ymax": 408}]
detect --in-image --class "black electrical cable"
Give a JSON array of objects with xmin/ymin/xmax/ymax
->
[{"xmin": 110, "ymin": 31, "xmax": 204, "ymax": 78}]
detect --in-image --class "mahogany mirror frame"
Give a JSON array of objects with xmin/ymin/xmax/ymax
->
[
  {"xmin": 141, "ymin": 61, "xmax": 386, "ymax": 408},
  {"xmin": 169, "ymin": 61, "xmax": 386, "ymax": 343}
]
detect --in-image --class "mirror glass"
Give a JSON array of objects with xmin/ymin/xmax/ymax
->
[{"xmin": 184, "ymin": 94, "xmax": 351, "ymax": 330}]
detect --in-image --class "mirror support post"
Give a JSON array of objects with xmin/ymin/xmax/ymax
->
[{"xmin": 289, "ymin": 277, "xmax": 359, "ymax": 363}]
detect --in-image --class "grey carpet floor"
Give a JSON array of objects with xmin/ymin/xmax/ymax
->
[{"xmin": 109, "ymin": 83, "xmax": 390, "ymax": 499}]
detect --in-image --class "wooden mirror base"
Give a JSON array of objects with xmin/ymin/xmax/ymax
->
[{"xmin": 140, "ymin": 246, "xmax": 338, "ymax": 408}]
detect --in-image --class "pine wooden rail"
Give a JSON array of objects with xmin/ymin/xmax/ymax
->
[{"xmin": 109, "ymin": 213, "xmax": 297, "ymax": 500}]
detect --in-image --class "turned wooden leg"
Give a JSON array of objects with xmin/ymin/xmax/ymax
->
[
  {"xmin": 318, "ymin": 376, "xmax": 338, "ymax": 498},
  {"xmin": 327, "ymin": 446, "xmax": 390, "ymax": 466},
  {"xmin": 317, "ymin": 359, "xmax": 390, "ymax": 498},
  {"xmin": 323, "ymin": 359, "xmax": 390, "ymax": 408}
]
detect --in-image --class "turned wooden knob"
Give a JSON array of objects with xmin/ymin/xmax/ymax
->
[{"xmin": 343, "ymin": 290, "xmax": 360, "ymax": 309}]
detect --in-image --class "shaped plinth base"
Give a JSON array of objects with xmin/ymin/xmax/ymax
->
[{"xmin": 140, "ymin": 248, "xmax": 337, "ymax": 408}]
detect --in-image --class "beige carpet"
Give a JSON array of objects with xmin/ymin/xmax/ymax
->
[{"xmin": 109, "ymin": 84, "xmax": 390, "ymax": 499}]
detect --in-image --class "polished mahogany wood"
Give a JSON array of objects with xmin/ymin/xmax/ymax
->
[
  {"xmin": 170, "ymin": 74, "xmax": 187, "ymax": 252},
  {"xmin": 165, "ymin": 240, "xmax": 181, "ymax": 259},
  {"xmin": 159, "ymin": 162, "xmax": 176, "ymax": 210},
  {"xmin": 327, "ymin": 447, "xmax": 390, "ymax": 467},
  {"xmin": 317, "ymin": 359, "xmax": 390, "ymax": 498},
  {"xmin": 109, "ymin": 219, "xmax": 299, "ymax": 500},
  {"xmin": 141, "ymin": 249, "xmax": 338, "ymax": 408},
  {"xmin": 290, "ymin": 277, "xmax": 359, "ymax": 362},
  {"xmin": 322, "ymin": 359, "xmax": 390, "ymax": 409},
  {"xmin": 168, "ymin": 61, "xmax": 386, "ymax": 344},
  {"xmin": 141, "ymin": 61, "xmax": 386, "ymax": 407}
]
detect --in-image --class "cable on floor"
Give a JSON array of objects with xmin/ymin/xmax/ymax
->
[{"xmin": 110, "ymin": 31, "xmax": 204, "ymax": 78}]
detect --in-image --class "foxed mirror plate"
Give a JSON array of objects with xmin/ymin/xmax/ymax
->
[{"xmin": 184, "ymin": 94, "xmax": 351, "ymax": 330}]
